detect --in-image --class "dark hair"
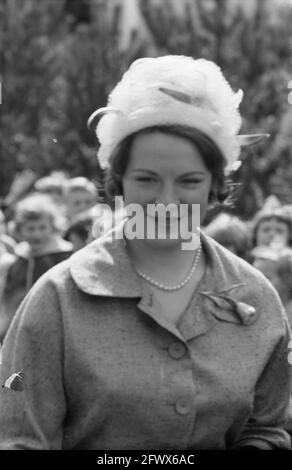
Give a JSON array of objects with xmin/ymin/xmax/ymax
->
[
  {"xmin": 205, "ymin": 213, "xmax": 251, "ymax": 261},
  {"xmin": 64, "ymin": 211, "xmax": 95, "ymax": 243},
  {"xmin": 103, "ymin": 125, "xmax": 234, "ymax": 207}
]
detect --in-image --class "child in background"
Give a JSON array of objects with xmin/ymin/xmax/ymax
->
[
  {"xmin": 64, "ymin": 177, "xmax": 98, "ymax": 222},
  {"xmin": 34, "ymin": 173, "xmax": 67, "ymax": 206},
  {"xmin": 204, "ymin": 212, "xmax": 252, "ymax": 261},
  {"xmin": 251, "ymin": 208, "xmax": 292, "ymax": 248},
  {"xmin": 0, "ymin": 194, "xmax": 72, "ymax": 342},
  {"xmin": 34, "ymin": 174, "xmax": 68, "ymax": 233},
  {"xmin": 64, "ymin": 211, "xmax": 96, "ymax": 252},
  {"xmin": 64, "ymin": 205, "xmax": 110, "ymax": 252}
]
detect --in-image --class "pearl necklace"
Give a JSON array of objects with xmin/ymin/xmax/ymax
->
[{"xmin": 137, "ymin": 240, "xmax": 202, "ymax": 292}]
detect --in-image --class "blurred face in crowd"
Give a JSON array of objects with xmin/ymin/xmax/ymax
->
[
  {"xmin": 43, "ymin": 189, "xmax": 64, "ymax": 206},
  {"xmin": 122, "ymin": 131, "xmax": 212, "ymax": 248},
  {"xmin": 256, "ymin": 217, "xmax": 290, "ymax": 248},
  {"xmin": 66, "ymin": 189, "xmax": 96, "ymax": 220},
  {"xmin": 20, "ymin": 216, "xmax": 54, "ymax": 253}
]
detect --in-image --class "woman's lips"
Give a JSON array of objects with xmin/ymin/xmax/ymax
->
[
  {"xmin": 146, "ymin": 215, "xmax": 188, "ymax": 229},
  {"xmin": 147, "ymin": 214, "xmax": 187, "ymax": 222}
]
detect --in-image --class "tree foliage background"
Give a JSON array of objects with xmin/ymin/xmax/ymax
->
[{"xmin": 1, "ymin": 0, "xmax": 292, "ymax": 218}]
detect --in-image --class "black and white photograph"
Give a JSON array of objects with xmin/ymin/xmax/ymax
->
[{"xmin": 0, "ymin": 0, "xmax": 292, "ymax": 457}]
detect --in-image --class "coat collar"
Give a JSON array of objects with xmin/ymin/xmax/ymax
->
[
  {"xmin": 70, "ymin": 219, "xmax": 142, "ymax": 298},
  {"xmin": 70, "ymin": 218, "xmax": 245, "ymax": 299},
  {"xmin": 70, "ymin": 219, "xmax": 258, "ymax": 340}
]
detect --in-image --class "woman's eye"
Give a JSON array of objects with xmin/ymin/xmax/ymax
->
[
  {"xmin": 182, "ymin": 179, "xmax": 202, "ymax": 185},
  {"xmin": 135, "ymin": 177, "xmax": 156, "ymax": 183}
]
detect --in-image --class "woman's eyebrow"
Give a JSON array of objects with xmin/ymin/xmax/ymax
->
[
  {"xmin": 130, "ymin": 169, "xmax": 157, "ymax": 175},
  {"xmin": 130, "ymin": 170, "xmax": 206, "ymax": 175},
  {"xmin": 179, "ymin": 171, "xmax": 206, "ymax": 177}
]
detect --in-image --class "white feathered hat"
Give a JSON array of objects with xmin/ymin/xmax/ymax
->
[{"xmin": 88, "ymin": 56, "xmax": 268, "ymax": 173}]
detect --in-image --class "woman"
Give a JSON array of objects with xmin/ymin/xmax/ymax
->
[{"xmin": 0, "ymin": 56, "xmax": 291, "ymax": 450}]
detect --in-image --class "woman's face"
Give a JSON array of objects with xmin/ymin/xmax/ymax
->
[
  {"xmin": 256, "ymin": 217, "xmax": 290, "ymax": 247},
  {"xmin": 66, "ymin": 189, "xmax": 96, "ymax": 220},
  {"xmin": 122, "ymin": 131, "xmax": 212, "ymax": 247}
]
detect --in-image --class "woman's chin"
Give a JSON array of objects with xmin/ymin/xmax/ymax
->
[{"xmin": 142, "ymin": 235, "xmax": 186, "ymax": 250}]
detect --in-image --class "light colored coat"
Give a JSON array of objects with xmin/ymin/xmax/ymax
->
[{"xmin": 0, "ymin": 223, "xmax": 291, "ymax": 450}]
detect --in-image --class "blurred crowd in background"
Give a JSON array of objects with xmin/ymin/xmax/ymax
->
[{"xmin": 0, "ymin": 171, "xmax": 104, "ymax": 343}]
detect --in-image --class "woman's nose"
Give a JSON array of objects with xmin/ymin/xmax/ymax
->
[{"xmin": 156, "ymin": 183, "xmax": 179, "ymax": 206}]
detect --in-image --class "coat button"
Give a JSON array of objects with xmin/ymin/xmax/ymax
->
[
  {"xmin": 168, "ymin": 342, "xmax": 186, "ymax": 359},
  {"xmin": 175, "ymin": 398, "xmax": 192, "ymax": 415}
]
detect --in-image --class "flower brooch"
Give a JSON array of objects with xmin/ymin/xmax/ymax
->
[
  {"xmin": 1, "ymin": 371, "xmax": 24, "ymax": 392},
  {"xmin": 200, "ymin": 283, "xmax": 257, "ymax": 326}
]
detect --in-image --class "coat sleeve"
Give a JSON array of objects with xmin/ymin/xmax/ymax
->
[
  {"xmin": 0, "ymin": 274, "xmax": 66, "ymax": 450},
  {"xmin": 232, "ymin": 283, "xmax": 292, "ymax": 450}
]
